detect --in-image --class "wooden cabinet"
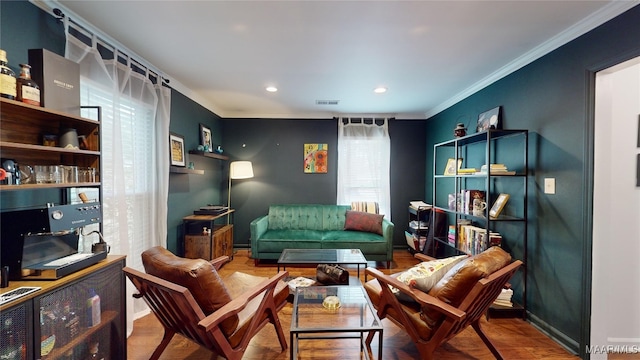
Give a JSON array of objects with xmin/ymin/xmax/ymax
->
[
  {"xmin": 0, "ymin": 98, "xmax": 100, "ymax": 192},
  {"xmin": 0, "ymin": 256, "xmax": 126, "ymax": 360},
  {"xmin": 183, "ymin": 211, "xmax": 235, "ymax": 260}
]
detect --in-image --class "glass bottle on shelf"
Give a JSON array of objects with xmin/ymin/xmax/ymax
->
[
  {"xmin": 62, "ymin": 300, "xmax": 81, "ymax": 343},
  {"xmin": 16, "ymin": 63, "xmax": 40, "ymax": 106},
  {"xmin": 40, "ymin": 306, "xmax": 57, "ymax": 358},
  {"xmin": 0, "ymin": 317, "xmax": 19, "ymax": 359},
  {"xmin": 0, "ymin": 49, "xmax": 16, "ymax": 100}
]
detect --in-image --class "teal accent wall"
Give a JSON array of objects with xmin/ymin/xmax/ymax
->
[
  {"xmin": 167, "ymin": 90, "xmax": 225, "ymax": 254},
  {"xmin": 424, "ymin": 5, "xmax": 640, "ymax": 356}
]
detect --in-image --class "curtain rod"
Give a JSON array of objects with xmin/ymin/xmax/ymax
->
[{"xmin": 31, "ymin": 1, "xmax": 170, "ymax": 86}]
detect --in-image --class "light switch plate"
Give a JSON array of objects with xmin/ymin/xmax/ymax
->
[{"xmin": 544, "ymin": 178, "xmax": 556, "ymax": 194}]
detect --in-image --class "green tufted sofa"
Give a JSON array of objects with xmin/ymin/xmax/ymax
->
[{"xmin": 250, "ymin": 204, "xmax": 394, "ymax": 266}]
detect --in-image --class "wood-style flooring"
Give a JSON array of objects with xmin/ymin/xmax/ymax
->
[{"xmin": 127, "ymin": 249, "xmax": 581, "ymax": 360}]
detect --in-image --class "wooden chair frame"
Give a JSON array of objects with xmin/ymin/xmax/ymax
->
[
  {"xmin": 124, "ymin": 256, "xmax": 288, "ymax": 360},
  {"xmin": 365, "ymin": 253, "xmax": 522, "ymax": 360}
]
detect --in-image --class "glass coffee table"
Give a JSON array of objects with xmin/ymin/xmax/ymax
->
[
  {"xmin": 277, "ymin": 248, "xmax": 368, "ymax": 278},
  {"xmin": 290, "ymin": 285, "xmax": 383, "ymax": 360}
]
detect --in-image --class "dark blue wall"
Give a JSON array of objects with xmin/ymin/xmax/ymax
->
[
  {"xmin": 424, "ymin": 5, "xmax": 640, "ymax": 356},
  {"xmin": 221, "ymin": 118, "xmax": 427, "ymax": 250},
  {"xmin": 167, "ymin": 90, "xmax": 226, "ymax": 254}
]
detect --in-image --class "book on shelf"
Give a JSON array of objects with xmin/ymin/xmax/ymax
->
[
  {"xmin": 448, "ymin": 225, "xmax": 456, "ymax": 246},
  {"xmin": 409, "ymin": 220, "xmax": 429, "ymax": 230},
  {"xmin": 492, "ymin": 299, "xmax": 514, "ymax": 307},
  {"xmin": 493, "ymin": 288, "xmax": 514, "ymax": 307},
  {"xmin": 457, "ymin": 168, "xmax": 477, "ymax": 175},
  {"xmin": 456, "ymin": 221, "xmax": 502, "ymax": 255},
  {"xmin": 480, "ymin": 164, "xmax": 516, "ymax": 175},
  {"xmin": 405, "ymin": 231, "xmax": 426, "ymax": 251},
  {"xmin": 409, "ymin": 201, "xmax": 432, "ymax": 210},
  {"xmin": 460, "ymin": 189, "xmax": 486, "ymax": 214}
]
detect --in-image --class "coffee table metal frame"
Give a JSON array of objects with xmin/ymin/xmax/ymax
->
[
  {"xmin": 290, "ymin": 285, "xmax": 383, "ymax": 360},
  {"xmin": 277, "ymin": 248, "xmax": 368, "ymax": 278}
]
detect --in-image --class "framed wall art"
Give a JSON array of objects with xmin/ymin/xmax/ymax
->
[
  {"xmin": 199, "ymin": 123, "xmax": 213, "ymax": 152},
  {"xmin": 304, "ymin": 143, "xmax": 328, "ymax": 173},
  {"xmin": 169, "ymin": 133, "xmax": 186, "ymax": 167},
  {"xmin": 443, "ymin": 158, "xmax": 463, "ymax": 176},
  {"xmin": 489, "ymin": 193, "xmax": 510, "ymax": 218},
  {"xmin": 477, "ymin": 106, "xmax": 501, "ymax": 132}
]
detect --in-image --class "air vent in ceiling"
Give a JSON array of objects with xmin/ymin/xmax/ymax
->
[{"xmin": 315, "ymin": 100, "xmax": 340, "ymax": 105}]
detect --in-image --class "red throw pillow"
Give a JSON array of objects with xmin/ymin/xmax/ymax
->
[{"xmin": 344, "ymin": 210, "xmax": 384, "ymax": 235}]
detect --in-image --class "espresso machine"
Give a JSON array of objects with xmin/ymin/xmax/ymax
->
[{"xmin": 0, "ymin": 202, "xmax": 106, "ymax": 280}]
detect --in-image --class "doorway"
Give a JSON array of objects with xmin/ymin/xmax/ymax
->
[{"xmin": 591, "ymin": 56, "xmax": 640, "ymax": 358}]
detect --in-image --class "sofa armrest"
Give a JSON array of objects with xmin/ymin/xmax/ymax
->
[
  {"xmin": 250, "ymin": 215, "xmax": 269, "ymax": 250},
  {"xmin": 382, "ymin": 218, "xmax": 394, "ymax": 258}
]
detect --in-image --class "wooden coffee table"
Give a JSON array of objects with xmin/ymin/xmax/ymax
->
[
  {"xmin": 290, "ymin": 285, "xmax": 383, "ymax": 359},
  {"xmin": 277, "ymin": 248, "xmax": 368, "ymax": 279}
]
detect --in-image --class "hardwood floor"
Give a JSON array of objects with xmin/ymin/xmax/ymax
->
[{"xmin": 127, "ymin": 249, "xmax": 579, "ymax": 360}]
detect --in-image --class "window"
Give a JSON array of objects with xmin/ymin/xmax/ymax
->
[{"xmin": 337, "ymin": 118, "xmax": 391, "ymax": 217}]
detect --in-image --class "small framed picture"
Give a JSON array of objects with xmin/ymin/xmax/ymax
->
[
  {"xmin": 199, "ymin": 123, "xmax": 213, "ymax": 152},
  {"xmin": 489, "ymin": 193, "xmax": 510, "ymax": 218},
  {"xmin": 477, "ymin": 106, "xmax": 501, "ymax": 132},
  {"xmin": 443, "ymin": 158, "xmax": 463, "ymax": 176},
  {"xmin": 169, "ymin": 133, "xmax": 186, "ymax": 167}
]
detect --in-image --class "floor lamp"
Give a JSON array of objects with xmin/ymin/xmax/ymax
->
[{"xmin": 228, "ymin": 161, "xmax": 254, "ymax": 209}]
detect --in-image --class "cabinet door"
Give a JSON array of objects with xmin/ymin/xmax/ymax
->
[
  {"xmin": 0, "ymin": 302, "xmax": 31, "ymax": 360},
  {"xmin": 185, "ymin": 235, "xmax": 212, "ymax": 260},
  {"xmin": 213, "ymin": 225, "xmax": 233, "ymax": 259},
  {"xmin": 35, "ymin": 262, "xmax": 124, "ymax": 360}
]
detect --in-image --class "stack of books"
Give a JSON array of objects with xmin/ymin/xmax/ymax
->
[
  {"xmin": 457, "ymin": 168, "xmax": 477, "ymax": 175},
  {"xmin": 409, "ymin": 201, "xmax": 432, "ymax": 210},
  {"xmin": 448, "ymin": 225, "xmax": 456, "ymax": 246},
  {"xmin": 480, "ymin": 164, "xmax": 516, "ymax": 175},
  {"xmin": 493, "ymin": 288, "xmax": 514, "ymax": 307},
  {"xmin": 457, "ymin": 220, "xmax": 502, "ymax": 255}
]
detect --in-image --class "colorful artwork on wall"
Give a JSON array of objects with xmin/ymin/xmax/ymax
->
[{"xmin": 304, "ymin": 143, "xmax": 328, "ymax": 173}]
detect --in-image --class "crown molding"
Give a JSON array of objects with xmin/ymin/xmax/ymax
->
[{"xmin": 424, "ymin": 1, "xmax": 640, "ymax": 119}]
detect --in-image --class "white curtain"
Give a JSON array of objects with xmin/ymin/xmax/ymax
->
[
  {"xmin": 337, "ymin": 117, "xmax": 391, "ymax": 218},
  {"xmin": 64, "ymin": 20, "xmax": 170, "ymax": 335}
]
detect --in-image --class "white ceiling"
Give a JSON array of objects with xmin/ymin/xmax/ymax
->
[{"xmin": 49, "ymin": 0, "xmax": 637, "ymax": 119}]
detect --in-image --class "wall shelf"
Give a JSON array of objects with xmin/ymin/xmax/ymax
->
[
  {"xmin": 188, "ymin": 150, "xmax": 229, "ymax": 161},
  {"xmin": 170, "ymin": 166, "xmax": 204, "ymax": 175}
]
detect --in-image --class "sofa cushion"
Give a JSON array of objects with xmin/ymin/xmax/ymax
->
[
  {"xmin": 141, "ymin": 246, "xmax": 239, "ymax": 336},
  {"xmin": 421, "ymin": 246, "xmax": 511, "ymax": 327},
  {"xmin": 344, "ymin": 210, "xmax": 384, "ymax": 235},
  {"xmin": 260, "ymin": 229, "xmax": 326, "ymax": 241},
  {"xmin": 268, "ymin": 204, "xmax": 350, "ymax": 231}
]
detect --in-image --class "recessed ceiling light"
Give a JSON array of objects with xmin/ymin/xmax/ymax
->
[
  {"xmin": 266, "ymin": 86, "xmax": 278, "ymax": 92},
  {"xmin": 374, "ymin": 86, "xmax": 387, "ymax": 94}
]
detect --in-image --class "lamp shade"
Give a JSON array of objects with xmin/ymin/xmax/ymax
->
[{"xmin": 230, "ymin": 161, "xmax": 254, "ymax": 179}]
